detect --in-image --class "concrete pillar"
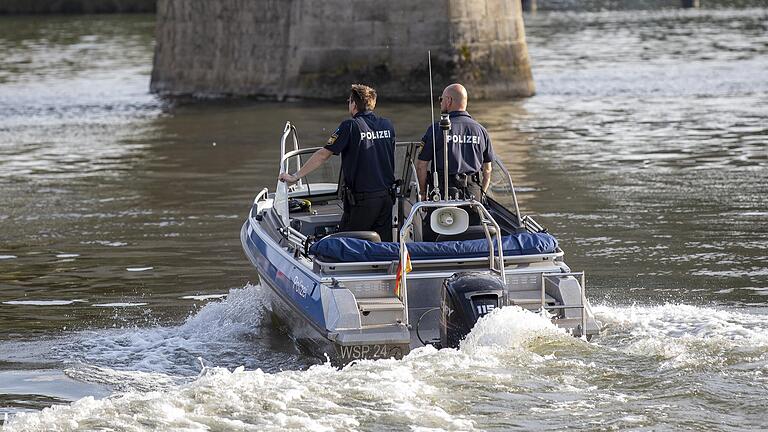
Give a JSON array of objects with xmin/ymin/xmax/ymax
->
[{"xmin": 151, "ymin": 0, "xmax": 535, "ymax": 100}]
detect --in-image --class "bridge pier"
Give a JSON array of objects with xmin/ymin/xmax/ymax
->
[{"xmin": 151, "ymin": 0, "xmax": 535, "ymax": 101}]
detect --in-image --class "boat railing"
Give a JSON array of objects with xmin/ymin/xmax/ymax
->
[
  {"xmin": 276, "ymin": 122, "xmax": 301, "ymax": 227},
  {"xmin": 279, "ymin": 121, "xmax": 301, "ymax": 173},
  {"xmin": 319, "ymin": 265, "xmax": 563, "ymax": 285},
  {"xmin": 540, "ymin": 271, "xmax": 588, "ymax": 337},
  {"xmin": 398, "ymin": 199, "xmax": 506, "ymax": 327},
  {"xmin": 313, "ymin": 250, "xmax": 563, "ymax": 273},
  {"xmin": 281, "ymin": 147, "xmax": 319, "ymax": 164},
  {"xmin": 252, "ymin": 187, "xmax": 269, "ymax": 205},
  {"xmin": 492, "ymin": 159, "xmax": 523, "ymax": 228}
]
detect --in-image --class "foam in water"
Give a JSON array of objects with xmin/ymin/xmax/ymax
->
[
  {"xmin": 55, "ymin": 254, "xmax": 80, "ymax": 258},
  {"xmin": 45, "ymin": 283, "xmax": 272, "ymax": 377},
  {"xmin": 91, "ymin": 302, "xmax": 148, "ymax": 308},
  {"xmin": 3, "ymin": 305, "xmax": 580, "ymax": 431},
  {"xmin": 125, "ymin": 267, "xmax": 153, "ymax": 272},
  {"xmin": 595, "ymin": 303, "xmax": 768, "ymax": 369},
  {"xmin": 1, "ymin": 300, "xmax": 84, "ymax": 306},
  {"xmin": 6, "ymin": 299, "xmax": 768, "ymax": 431},
  {"xmin": 179, "ymin": 294, "xmax": 228, "ymax": 301},
  {"xmin": 64, "ymin": 365, "xmax": 181, "ymax": 394},
  {"xmin": 461, "ymin": 306, "xmax": 573, "ymax": 354}
]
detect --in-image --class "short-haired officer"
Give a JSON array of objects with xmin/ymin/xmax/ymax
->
[
  {"xmin": 416, "ymin": 83, "xmax": 494, "ymax": 202},
  {"xmin": 278, "ymin": 84, "xmax": 396, "ymax": 241}
]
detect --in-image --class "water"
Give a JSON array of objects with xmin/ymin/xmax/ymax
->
[{"xmin": 1, "ymin": 7, "xmax": 767, "ymax": 431}]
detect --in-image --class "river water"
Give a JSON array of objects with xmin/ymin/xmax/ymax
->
[{"xmin": 0, "ymin": 8, "xmax": 766, "ymax": 431}]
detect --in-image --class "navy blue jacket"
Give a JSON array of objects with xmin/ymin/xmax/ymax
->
[
  {"xmin": 325, "ymin": 111, "xmax": 396, "ymax": 193},
  {"xmin": 419, "ymin": 111, "xmax": 494, "ymax": 175}
]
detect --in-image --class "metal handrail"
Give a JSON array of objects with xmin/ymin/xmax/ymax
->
[
  {"xmin": 281, "ymin": 141, "xmax": 422, "ymax": 168},
  {"xmin": 398, "ymin": 200, "xmax": 507, "ymax": 326},
  {"xmin": 313, "ymin": 251, "xmax": 564, "ymax": 273},
  {"xmin": 493, "ymin": 160, "xmax": 524, "ymax": 228},
  {"xmin": 275, "ymin": 123, "xmax": 294, "ymax": 227},
  {"xmin": 540, "ymin": 271, "xmax": 587, "ymax": 337},
  {"xmin": 281, "ymin": 146, "xmax": 321, "ymax": 164},
  {"xmin": 319, "ymin": 266, "xmax": 562, "ymax": 284},
  {"xmin": 290, "ymin": 124, "xmax": 303, "ymax": 190},
  {"xmin": 279, "ymin": 121, "xmax": 291, "ymax": 173},
  {"xmin": 252, "ymin": 187, "xmax": 269, "ymax": 205}
]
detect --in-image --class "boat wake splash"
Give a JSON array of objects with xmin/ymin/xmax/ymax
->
[{"xmin": 5, "ymin": 302, "xmax": 768, "ymax": 431}]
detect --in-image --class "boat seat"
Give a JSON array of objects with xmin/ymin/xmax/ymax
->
[
  {"xmin": 309, "ymin": 232, "xmax": 558, "ymax": 262},
  {"xmin": 436, "ymin": 225, "xmax": 497, "ymax": 242},
  {"xmin": 324, "ymin": 231, "xmax": 381, "ymax": 243}
]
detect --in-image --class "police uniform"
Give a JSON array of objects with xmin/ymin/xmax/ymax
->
[
  {"xmin": 325, "ymin": 111, "xmax": 396, "ymax": 241},
  {"xmin": 419, "ymin": 110, "xmax": 494, "ymax": 200}
]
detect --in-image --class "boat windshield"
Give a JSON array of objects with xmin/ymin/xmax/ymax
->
[
  {"xmin": 281, "ymin": 148, "xmax": 343, "ymax": 198},
  {"xmin": 401, "ymin": 143, "xmax": 518, "ymax": 206},
  {"xmin": 279, "ymin": 143, "xmax": 417, "ymax": 198},
  {"xmin": 274, "ymin": 143, "xmax": 419, "ymax": 226},
  {"xmin": 485, "ymin": 159, "xmax": 518, "ymax": 208}
]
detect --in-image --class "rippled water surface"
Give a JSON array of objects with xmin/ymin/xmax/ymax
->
[{"xmin": 1, "ymin": 8, "xmax": 767, "ymax": 431}]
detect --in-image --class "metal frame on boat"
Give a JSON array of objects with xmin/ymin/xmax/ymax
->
[{"xmin": 241, "ymin": 121, "xmax": 600, "ymax": 363}]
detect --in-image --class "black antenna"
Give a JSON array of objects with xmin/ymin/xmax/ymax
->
[{"xmin": 428, "ymin": 51, "xmax": 440, "ymax": 201}]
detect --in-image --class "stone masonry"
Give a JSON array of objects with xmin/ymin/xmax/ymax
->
[{"xmin": 151, "ymin": 0, "xmax": 535, "ymax": 100}]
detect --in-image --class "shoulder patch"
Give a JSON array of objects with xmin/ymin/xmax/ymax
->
[{"xmin": 327, "ymin": 130, "xmax": 339, "ymax": 145}]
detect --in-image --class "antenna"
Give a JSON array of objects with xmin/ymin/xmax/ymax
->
[
  {"xmin": 428, "ymin": 51, "xmax": 440, "ymax": 201},
  {"xmin": 440, "ymin": 113, "xmax": 451, "ymax": 200}
]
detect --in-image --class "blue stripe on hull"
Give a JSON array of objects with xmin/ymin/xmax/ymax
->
[
  {"xmin": 264, "ymin": 279, "xmax": 338, "ymax": 359},
  {"xmin": 241, "ymin": 220, "xmax": 326, "ymax": 330}
]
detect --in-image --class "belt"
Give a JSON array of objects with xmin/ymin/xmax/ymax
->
[
  {"xmin": 352, "ymin": 189, "xmax": 390, "ymax": 200},
  {"xmin": 437, "ymin": 172, "xmax": 481, "ymax": 183}
]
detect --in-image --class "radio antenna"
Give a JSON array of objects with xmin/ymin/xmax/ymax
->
[{"xmin": 428, "ymin": 51, "xmax": 440, "ymax": 201}]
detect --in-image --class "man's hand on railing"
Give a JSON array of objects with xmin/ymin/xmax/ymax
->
[{"xmin": 278, "ymin": 172, "xmax": 299, "ymax": 184}]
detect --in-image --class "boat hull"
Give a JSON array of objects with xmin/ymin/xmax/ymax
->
[{"xmin": 242, "ymin": 220, "xmax": 410, "ymax": 364}]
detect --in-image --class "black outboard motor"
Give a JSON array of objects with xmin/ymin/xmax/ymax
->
[{"xmin": 440, "ymin": 272, "xmax": 506, "ymax": 348}]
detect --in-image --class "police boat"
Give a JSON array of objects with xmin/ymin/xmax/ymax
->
[{"xmin": 241, "ymin": 120, "xmax": 601, "ymax": 364}]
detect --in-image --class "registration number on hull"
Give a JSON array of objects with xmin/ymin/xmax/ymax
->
[{"xmin": 337, "ymin": 344, "xmax": 405, "ymax": 360}]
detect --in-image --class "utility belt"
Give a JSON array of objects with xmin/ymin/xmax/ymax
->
[
  {"xmin": 434, "ymin": 172, "xmax": 481, "ymax": 187},
  {"xmin": 432, "ymin": 172, "xmax": 482, "ymax": 200},
  {"xmin": 342, "ymin": 187, "xmax": 392, "ymax": 206}
]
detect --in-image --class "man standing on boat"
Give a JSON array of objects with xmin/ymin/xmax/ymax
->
[
  {"xmin": 416, "ymin": 83, "xmax": 494, "ymax": 202},
  {"xmin": 278, "ymin": 84, "xmax": 396, "ymax": 241}
]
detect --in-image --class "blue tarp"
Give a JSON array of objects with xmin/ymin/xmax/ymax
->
[{"xmin": 309, "ymin": 232, "xmax": 558, "ymax": 262}]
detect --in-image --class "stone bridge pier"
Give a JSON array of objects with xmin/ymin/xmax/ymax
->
[{"xmin": 150, "ymin": 0, "xmax": 535, "ymax": 100}]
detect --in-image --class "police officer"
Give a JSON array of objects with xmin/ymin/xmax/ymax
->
[
  {"xmin": 416, "ymin": 83, "xmax": 494, "ymax": 202},
  {"xmin": 278, "ymin": 84, "xmax": 396, "ymax": 241}
]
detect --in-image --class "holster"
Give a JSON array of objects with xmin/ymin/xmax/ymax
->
[
  {"xmin": 342, "ymin": 186, "xmax": 357, "ymax": 206},
  {"xmin": 389, "ymin": 180, "xmax": 400, "ymax": 200},
  {"xmin": 454, "ymin": 173, "xmax": 469, "ymax": 189}
]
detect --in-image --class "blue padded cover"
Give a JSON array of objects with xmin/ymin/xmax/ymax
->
[{"xmin": 309, "ymin": 232, "xmax": 558, "ymax": 262}]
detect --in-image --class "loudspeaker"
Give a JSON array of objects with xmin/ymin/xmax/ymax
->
[{"xmin": 430, "ymin": 207, "xmax": 469, "ymax": 236}]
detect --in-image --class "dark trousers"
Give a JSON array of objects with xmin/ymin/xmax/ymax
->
[{"xmin": 340, "ymin": 189, "xmax": 393, "ymax": 242}]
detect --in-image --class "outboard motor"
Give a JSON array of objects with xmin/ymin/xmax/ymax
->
[{"xmin": 440, "ymin": 272, "xmax": 506, "ymax": 348}]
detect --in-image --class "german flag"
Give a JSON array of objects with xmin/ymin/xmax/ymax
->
[{"xmin": 394, "ymin": 244, "xmax": 412, "ymax": 297}]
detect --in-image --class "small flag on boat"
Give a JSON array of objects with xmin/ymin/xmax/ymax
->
[{"xmin": 395, "ymin": 245, "xmax": 412, "ymax": 297}]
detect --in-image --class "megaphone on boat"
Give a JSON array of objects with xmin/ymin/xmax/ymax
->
[{"xmin": 430, "ymin": 206, "xmax": 469, "ymax": 236}]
